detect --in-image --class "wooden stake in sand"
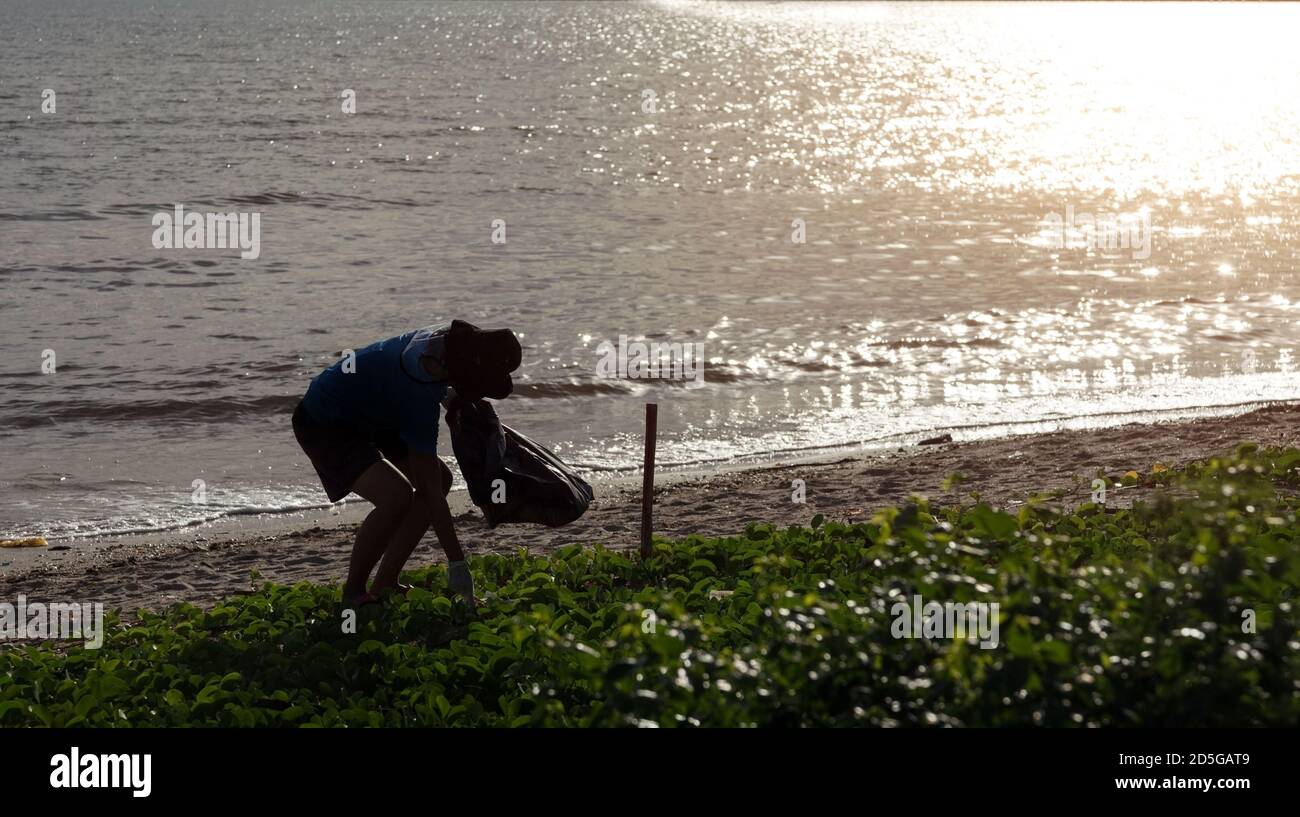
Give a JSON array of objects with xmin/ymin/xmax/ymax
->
[{"xmin": 640, "ymin": 402, "xmax": 658, "ymax": 558}]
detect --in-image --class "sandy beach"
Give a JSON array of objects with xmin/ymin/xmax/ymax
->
[{"xmin": 5, "ymin": 402, "xmax": 1299, "ymax": 616}]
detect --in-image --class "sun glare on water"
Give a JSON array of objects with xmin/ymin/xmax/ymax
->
[{"xmin": 660, "ymin": 1, "xmax": 1300, "ymax": 199}]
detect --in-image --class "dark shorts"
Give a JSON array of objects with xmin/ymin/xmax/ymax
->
[{"xmin": 292, "ymin": 401, "xmax": 449, "ymax": 503}]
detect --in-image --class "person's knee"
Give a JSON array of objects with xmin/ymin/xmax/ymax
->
[
  {"xmin": 406, "ymin": 493, "xmax": 432, "ymax": 524},
  {"xmin": 437, "ymin": 458, "xmax": 453, "ymax": 498}
]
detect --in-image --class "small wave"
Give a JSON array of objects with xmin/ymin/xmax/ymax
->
[
  {"xmin": 872, "ymin": 337, "xmax": 1004, "ymax": 350},
  {"xmin": 30, "ymin": 498, "xmax": 343, "ymax": 542},
  {"xmin": 788, "ymin": 358, "xmax": 842, "ymax": 373},
  {"xmin": 0, "ymin": 209, "xmax": 108, "ymax": 222},
  {"xmin": 2, "ymin": 394, "xmax": 300, "ymax": 429},
  {"xmin": 221, "ymin": 191, "xmax": 314, "ymax": 206},
  {"xmin": 700, "ymin": 362, "xmax": 765, "ymax": 384},
  {"xmin": 569, "ymin": 398, "xmax": 1300, "ymax": 477},
  {"xmin": 96, "ymin": 191, "xmax": 430, "ymax": 217},
  {"xmin": 513, "ymin": 380, "xmax": 632, "ymax": 399}
]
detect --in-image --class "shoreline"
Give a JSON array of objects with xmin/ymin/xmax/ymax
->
[{"xmin": 5, "ymin": 402, "xmax": 1300, "ymax": 616}]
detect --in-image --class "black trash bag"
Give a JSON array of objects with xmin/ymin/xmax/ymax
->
[{"xmin": 445, "ymin": 396, "xmax": 593, "ymax": 527}]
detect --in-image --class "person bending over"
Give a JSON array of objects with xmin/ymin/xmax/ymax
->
[{"xmin": 293, "ymin": 320, "xmax": 522, "ymax": 606}]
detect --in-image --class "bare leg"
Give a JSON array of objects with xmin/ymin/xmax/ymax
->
[
  {"xmin": 371, "ymin": 501, "xmax": 430, "ymax": 592},
  {"xmin": 344, "ymin": 460, "xmax": 414, "ymax": 600},
  {"xmin": 370, "ymin": 456, "xmax": 452, "ymax": 592}
]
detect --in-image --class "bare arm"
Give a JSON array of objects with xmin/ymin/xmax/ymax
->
[{"xmin": 407, "ymin": 450, "xmax": 465, "ymax": 563}]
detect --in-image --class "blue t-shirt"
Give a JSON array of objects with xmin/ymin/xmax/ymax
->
[{"xmin": 302, "ymin": 327, "xmax": 450, "ymax": 454}]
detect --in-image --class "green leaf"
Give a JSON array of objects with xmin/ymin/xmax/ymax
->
[{"xmin": 969, "ymin": 506, "xmax": 1018, "ymax": 540}]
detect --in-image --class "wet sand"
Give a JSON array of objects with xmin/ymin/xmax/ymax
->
[{"xmin": 4, "ymin": 403, "xmax": 1299, "ymax": 616}]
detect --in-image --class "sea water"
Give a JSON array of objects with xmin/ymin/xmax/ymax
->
[{"xmin": 3, "ymin": 0, "xmax": 1300, "ymax": 540}]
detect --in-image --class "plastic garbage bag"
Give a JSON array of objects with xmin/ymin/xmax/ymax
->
[{"xmin": 446, "ymin": 396, "xmax": 593, "ymax": 527}]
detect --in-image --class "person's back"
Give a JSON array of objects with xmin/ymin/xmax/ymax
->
[
  {"xmin": 303, "ymin": 329, "xmax": 447, "ymax": 455},
  {"xmin": 292, "ymin": 320, "xmax": 521, "ymax": 606}
]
